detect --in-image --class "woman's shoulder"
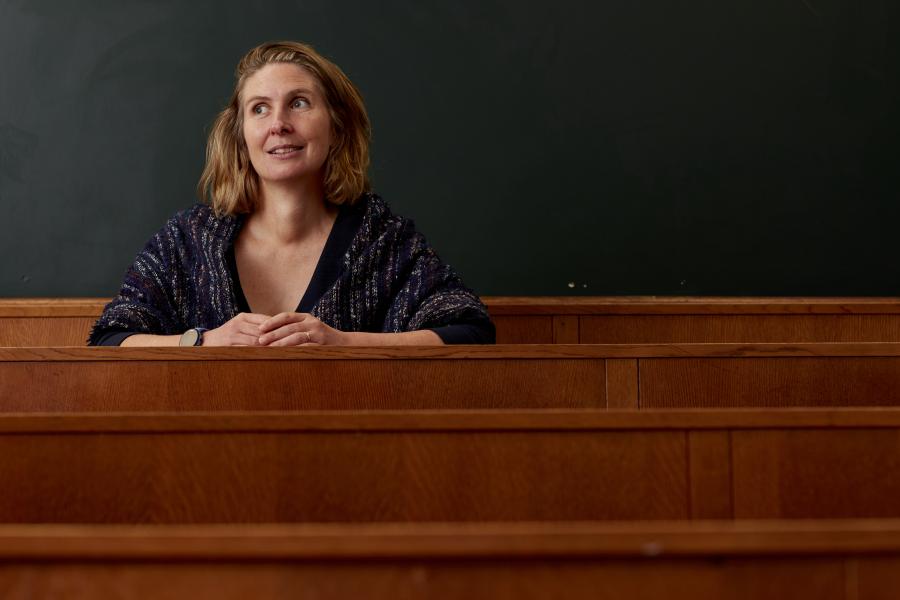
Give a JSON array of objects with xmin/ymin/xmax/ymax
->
[
  {"xmin": 354, "ymin": 192, "xmax": 414, "ymax": 235},
  {"xmin": 346, "ymin": 192, "xmax": 441, "ymax": 265}
]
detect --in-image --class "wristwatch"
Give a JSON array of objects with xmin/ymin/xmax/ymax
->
[{"xmin": 179, "ymin": 328, "xmax": 208, "ymax": 347}]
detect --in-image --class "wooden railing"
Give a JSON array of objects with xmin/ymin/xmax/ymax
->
[
  {"xmin": 3, "ymin": 344, "xmax": 900, "ymax": 411},
  {"xmin": 4, "ymin": 296, "xmax": 900, "ymax": 345},
  {"xmin": 1, "ymin": 520, "xmax": 898, "ymax": 598}
]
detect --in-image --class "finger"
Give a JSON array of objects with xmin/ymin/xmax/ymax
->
[
  {"xmin": 237, "ymin": 313, "xmax": 271, "ymax": 325},
  {"xmin": 231, "ymin": 332, "xmax": 262, "ymax": 346},
  {"xmin": 238, "ymin": 324, "xmax": 266, "ymax": 341},
  {"xmin": 259, "ymin": 312, "xmax": 305, "ymax": 333},
  {"xmin": 267, "ymin": 331, "xmax": 315, "ymax": 347},
  {"xmin": 259, "ymin": 323, "xmax": 306, "ymax": 345}
]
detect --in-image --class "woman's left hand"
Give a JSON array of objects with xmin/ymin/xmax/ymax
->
[{"xmin": 257, "ymin": 312, "xmax": 349, "ymax": 346}]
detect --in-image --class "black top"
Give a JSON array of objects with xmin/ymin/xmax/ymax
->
[{"xmin": 96, "ymin": 202, "xmax": 493, "ymax": 346}]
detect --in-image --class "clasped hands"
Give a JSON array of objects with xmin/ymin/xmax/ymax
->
[{"xmin": 202, "ymin": 312, "xmax": 347, "ymax": 347}]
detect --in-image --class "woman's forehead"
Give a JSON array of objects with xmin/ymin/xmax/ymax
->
[{"xmin": 242, "ymin": 63, "xmax": 321, "ymax": 97}]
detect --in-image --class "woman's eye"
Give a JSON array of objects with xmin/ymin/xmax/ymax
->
[
  {"xmin": 292, "ymin": 98, "xmax": 310, "ymax": 109},
  {"xmin": 252, "ymin": 104, "xmax": 268, "ymax": 115}
]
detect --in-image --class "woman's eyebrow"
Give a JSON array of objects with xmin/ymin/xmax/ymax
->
[{"xmin": 244, "ymin": 88, "xmax": 316, "ymax": 107}]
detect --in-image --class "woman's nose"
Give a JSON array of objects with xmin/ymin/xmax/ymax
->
[
  {"xmin": 268, "ymin": 109, "xmax": 293, "ymax": 135},
  {"xmin": 268, "ymin": 118, "xmax": 292, "ymax": 135}
]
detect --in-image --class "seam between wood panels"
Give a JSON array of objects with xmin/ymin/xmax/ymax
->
[
  {"xmin": 727, "ymin": 430, "xmax": 735, "ymax": 519},
  {"xmin": 844, "ymin": 559, "xmax": 859, "ymax": 600},
  {"xmin": 604, "ymin": 359, "xmax": 609, "ymax": 409},
  {"xmin": 636, "ymin": 358, "xmax": 641, "ymax": 409},
  {"xmin": 685, "ymin": 431, "xmax": 693, "ymax": 519}
]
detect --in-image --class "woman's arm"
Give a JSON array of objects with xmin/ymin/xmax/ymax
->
[
  {"xmin": 120, "ymin": 334, "xmax": 182, "ymax": 347},
  {"xmin": 119, "ymin": 313, "xmax": 270, "ymax": 346},
  {"xmin": 342, "ymin": 330, "xmax": 442, "ymax": 345},
  {"xmin": 117, "ymin": 320, "xmax": 443, "ymax": 347}
]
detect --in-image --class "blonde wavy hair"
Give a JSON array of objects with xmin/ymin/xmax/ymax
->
[{"xmin": 197, "ymin": 41, "xmax": 371, "ymax": 216}]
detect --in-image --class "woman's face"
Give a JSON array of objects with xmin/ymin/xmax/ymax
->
[{"xmin": 241, "ymin": 63, "xmax": 332, "ymax": 189}]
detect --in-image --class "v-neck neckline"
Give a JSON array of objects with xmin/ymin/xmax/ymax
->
[{"xmin": 225, "ymin": 199, "xmax": 365, "ymax": 315}]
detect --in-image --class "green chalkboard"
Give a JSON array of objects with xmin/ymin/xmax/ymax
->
[{"xmin": 1, "ymin": 0, "xmax": 898, "ymax": 296}]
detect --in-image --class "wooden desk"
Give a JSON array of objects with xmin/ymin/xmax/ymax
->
[
  {"xmin": 1, "ymin": 520, "xmax": 898, "ymax": 598},
  {"xmin": 489, "ymin": 296, "xmax": 900, "ymax": 343},
  {"xmin": 1, "ymin": 409, "xmax": 899, "ymax": 523},
  {"xmin": 4, "ymin": 344, "xmax": 900, "ymax": 411},
  {"xmin": 5, "ymin": 297, "xmax": 900, "ymax": 346},
  {"xmin": 0, "ymin": 298, "xmax": 103, "ymax": 347}
]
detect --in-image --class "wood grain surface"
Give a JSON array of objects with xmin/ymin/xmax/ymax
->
[
  {"xmin": 5, "ymin": 345, "xmax": 900, "ymax": 411},
  {"xmin": 0, "ymin": 417, "xmax": 687, "ymax": 523},
  {"xmin": 580, "ymin": 314, "xmax": 900, "ymax": 343},
  {"xmin": 8, "ymin": 343, "xmax": 900, "ymax": 361},
  {"xmin": 0, "ymin": 350, "xmax": 606, "ymax": 411},
  {"xmin": 0, "ymin": 521, "xmax": 898, "ymax": 599},
  {"xmin": 2, "ymin": 519, "xmax": 900, "ymax": 558},
  {"xmin": 0, "ymin": 409, "xmax": 899, "ymax": 524},
  {"xmin": 492, "ymin": 315, "xmax": 553, "ymax": 343},
  {"xmin": 639, "ymin": 357, "xmax": 900, "ymax": 408},
  {"xmin": 5, "ymin": 297, "xmax": 900, "ymax": 346}
]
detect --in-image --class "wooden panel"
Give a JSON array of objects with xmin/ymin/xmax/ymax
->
[
  {"xmin": 0, "ymin": 415, "xmax": 687, "ymax": 523},
  {"xmin": 552, "ymin": 316, "xmax": 580, "ymax": 343},
  {"xmin": 688, "ymin": 431, "xmax": 733, "ymax": 519},
  {"xmin": 8, "ymin": 343, "xmax": 900, "ymax": 360},
  {"xmin": 581, "ymin": 315, "xmax": 900, "ymax": 343},
  {"xmin": 0, "ymin": 299, "xmax": 106, "ymax": 317},
  {"xmin": 0, "ymin": 355, "xmax": 606, "ymax": 411},
  {"xmin": 1, "ymin": 410, "xmax": 900, "ymax": 523},
  {"xmin": 858, "ymin": 558, "xmax": 900, "ymax": 600},
  {"xmin": 606, "ymin": 359, "xmax": 638, "ymax": 409},
  {"xmin": 12, "ymin": 344, "xmax": 900, "ymax": 412},
  {"xmin": 0, "ymin": 558, "xmax": 850, "ymax": 600},
  {"xmin": 492, "ymin": 316, "xmax": 553, "ymax": 343},
  {"xmin": 640, "ymin": 357, "xmax": 900, "ymax": 408},
  {"xmin": 483, "ymin": 296, "xmax": 900, "ymax": 315},
  {"xmin": 732, "ymin": 429, "xmax": 900, "ymax": 518},
  {"xmin": 4, "ymin": 520, "xmax": 900, "ymax": 599},
  {"xmin": 0, "ymin": 317, "xmax": 95, "ymax": 347}
]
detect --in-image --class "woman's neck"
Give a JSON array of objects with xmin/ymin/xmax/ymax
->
[{"xmin": 247, "ymin": 178, "xmax": 336, "ymax": 246}]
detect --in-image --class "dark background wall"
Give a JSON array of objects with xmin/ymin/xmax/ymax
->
[{"xmin": 1, "ymin": 0, "xmax": 898, "ymax": 297}]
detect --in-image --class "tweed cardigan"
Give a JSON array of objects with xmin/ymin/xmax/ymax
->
[{"xmin": 88, "ymin": 193, "xmax": 493, "ymax": 344}]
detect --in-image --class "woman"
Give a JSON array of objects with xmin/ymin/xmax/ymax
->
[{"xmin": 89, "ymin": 41, "xmax": 494, "ymax": 347}]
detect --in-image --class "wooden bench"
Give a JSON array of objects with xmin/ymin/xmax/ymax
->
[
  {"xmin": 1, "ymin": 520, "xmax": 898, "ymax": 598},
  {"xmin": 490, "ymin": 296, "xmax": 900, "ymax": 343},
  {"xmin": 4, "ymin": 297, "xmax": 900, "ymax": 346},
  {"xmin": 1, "ymin": 409, "xmax": 898, "ymax": 523},
  {"xmin": 4, "ymin": 344, "xmax": 900, "ymax": 411}
]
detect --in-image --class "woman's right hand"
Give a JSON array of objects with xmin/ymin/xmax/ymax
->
[{"xmin": 202, "ymin": 312, "xmax": 271, "ymax": 346}]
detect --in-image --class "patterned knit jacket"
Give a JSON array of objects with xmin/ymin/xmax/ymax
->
[{"xmin": 88, "ymin": 193, "xmax": 493, "ymax": 344}]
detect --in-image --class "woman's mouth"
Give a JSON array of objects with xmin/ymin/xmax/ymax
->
[{"xmin": 267, "ymin": 145, "xmax": 304, "ymax": 157}]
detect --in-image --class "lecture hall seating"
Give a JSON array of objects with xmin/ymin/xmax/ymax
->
[{"xmin": 4, "ymin": 296, "xmax": 900, "ymax": 598}]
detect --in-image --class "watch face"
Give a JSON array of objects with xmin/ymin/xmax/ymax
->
[{"xmin": 180, "ymin": 329, "xmax": 200, "ymax": 347}]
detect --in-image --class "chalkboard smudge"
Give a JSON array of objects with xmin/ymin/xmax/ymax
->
[{"xmin": 799, "ymin": 0, "xmax": 822, "ymax": 18}]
